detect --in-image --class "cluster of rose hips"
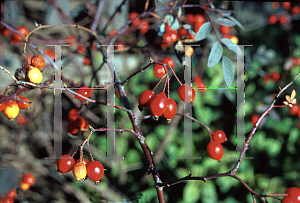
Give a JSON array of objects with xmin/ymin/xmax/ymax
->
[
  {"xmin": 138, "ymin": 90, "xmax": 177, "ymax": 122},
  {"xmin": 128, "ymin": 12, "xmax": 150, "ymax": 34},
  {"xmin": 138, "ymin": 83, "xmax": 195, "ymax": 122},
  {"xmin": 153, "ymin": 57, "xmax": 175, "ymax": 78},
  {"xmin": 185, "ymin": 13, "xmax": 206, "ymax": 36},
  {"xmin": 0, "ymin": 173, "xmax": 35, "ymax": 203},
  {"xmin": 57, "ymin": 154, "xmax": 104, "ymax": 184},
  {"xmin": 268, "ymin": 2, "xmax": 300, "ymax": 25},
  {"xmin": 263, "ymin": 71, "xmax": 281, "ymax": 84},
  {"xmin": 219, "ymin": 25, "xmax": 238, "ymax": 45},
  {"xmin": 281, "ymin": 187, "xmax": 300, "ymax": 203},
  {"xmin": 0, "ymin": 95, "xmax": 31, "ymax": 120},
  {"xmin": 0, "ymin": 25, "xmax": 29, "ymax": 43},
  {"xmin": 161, "ymin": 23, "xmax": 179, "ymax": 48},
  {"xmin": 67, "ymin": 108, "xmax": 89, "ymax": 135},
  {"xmin": 207, "ymin": 130, "xmax": 227, "ymax": 161},
  {"xmin": 16, "ymin": 54, "xmax": 45, "ymax": 84}
]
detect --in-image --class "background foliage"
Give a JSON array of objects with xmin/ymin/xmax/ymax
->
[{"xmin": 1, "ymin": 0, "xmax": 300, "ymax": 202}]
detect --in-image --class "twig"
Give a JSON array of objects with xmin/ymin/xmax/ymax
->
[
  {"xmin": 230, "ymin": 70, "xmax": 300, "ymax": 175},
  {"xmin": 100, "ymin": 0, "xmax": 128, "ymax": 35},
  {"xmin": 90, "ymin": 0, "xmax": 105, "ymax": 32},
  {"xmin": 0, "ymin": 65, "xmax": 17, "ymax": 81}
]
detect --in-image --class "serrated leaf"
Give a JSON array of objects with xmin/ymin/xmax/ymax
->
[
  {"xmin": 226, "ymin": 16, "xmax": 245, "ymax": 31},
  {"xmin": 221, "ymin": 38, "xmax": 242, "ymax": 55},
  {"xmin": 214, "ymin": 18, "xmax": 236, "ymax": 27},
  {"xmin": 195, "ymin": 22, "xmax": 212, "ymax": 41},
  {"xmin": 222, "ymin": 56, "xmax": 234, "ymax": 88},
  {"xmin": 207, "ymin": 41, "xmax": 223, "ymax": 68}
]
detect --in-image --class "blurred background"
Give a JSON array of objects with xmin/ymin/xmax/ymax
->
[{"xmin": 1, "ymin": 0, "xmax": 300, "ymax": 202}]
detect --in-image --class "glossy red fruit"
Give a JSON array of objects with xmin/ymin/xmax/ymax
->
[
  {"xmin": 57, "ymin": 154, "xmax": 75, "ymax": 173},
  {"xmin": 68, "ymin": 108, "xmax": 79, "ymax": 121},
  {"xmin": 193, "ymin": 76, "xmax": 202, "ymax": 86},
  {"xmin": 185, "ymin": 14, "xmax": 195, "ymax": 24},
  {"xmin": 67, "ymin": 120, "xmax": 79, "ymax": 135},
  {"xmin": 75, "ymin": 158, "xmax": 90, "ymax": 166},
  {"xmin": 153, "ymin": 64, "xmax": 166, "ymax": 78},
  {"xmin": 282, "ymin": 2, "xmax": 290, "ymax": 9},
  {"xmin": 281, "ymin": 197, "xmax": 292, "ymax": 203},
  {"xmin": 289, "ymin": 104, "xmax": 299, "ymax": 115},
  {"xmin": 193, "ymin": 23, "xmax": 202, "ymax": 33},
  {"xmin": 271, "ymin": 72, "xmax": 280, "ymax": 83},
  {"xmin": 179, "ymin": 27, "xmax": 188, "ymax": 36},
  {"xmin": 139, "ymin": 20, "xmax": 149, "ymax": 34},
  {"xmin": 291, "ymin": 6, "xmax": 300, "ymax": 15},
  {"xmin": 149, "ymin": 92, "xmax": 167, "ymax": 118},
  {"xmin": 178, "ymin": 84, "xmax": 196, "ymax": 102},
  {"xmin": 220, "ymin": 25, "xmax": 231, "ymax": 35},
  {"xmin": 263, "ymin": 74, "xmax": 270, "ymax": 83},
  {"xmin": 129, "ymin": 12, "xmax": 140, "ymax": 26},
  {"xmin": 31, "ymin": 55, "xmax": 45, "ymax": 69},
  {"xmin": 12, "ymin": 26, "xmax": 29, "ymax": 41},
  {"xmin": 87, "ymin": 161, "xmax": 104, "ymax": 182},
  {"xmin": 293, "ymin": 57, "xmax": 299, "ymax": 66},
  {"xmin": 163, "ymin": 31, "xmax": 178, "ymax": 43},
  {"xmin": 2, "ymin": 28, "xmax": 10, "ymax": 37},
  {"xmin": 251, "ymin": 114, "xmax": 259, "ymax": 125},
  {"xmin": 164, "ymin": 23, "xmax": 173, "ymax": 33},
  {"xmin": 3, "ymin": 197, "xmax": 14, "ymax": 203},
  {"xmin": 83, "ymin": 57, "xmax": 90, "ymax": 65},
  {"xmin": 194, "ymin": 14, "xmax": 205, "ymax": 25},
  {"xmin": 212, "ymin": 130, "xmax": 227, "ymax": 143},
  {"xmin": 279, "ymin": 15, "xmax": 288, "ymax": 24},
  {"xmin": 188, "ymin": 33, "xmax": 195, "ymax": 40},
  {"xmin": 138, "ymin": 90, "xmax": 155, "ymax": 108},
  {"xmin": 162, "ymin": 57, "xmax": 175, "ymax": 69},
  {"xmin": 207, "ymin": 141, "xmax": 224, "ymax": 161},
  {"xmin": 268, "ymin": 14, "xmax": 278, "ymax": 25},
  {"xmin": 44, "ymin": 48, "xmax": 55, "ymax": 60},
  {"xmin": 22, "ymin": 173, "xmax": 35, "ymax": 185},
  {"xmin": 66, "ymin": 35, "xmax": 76, "ymax": 45},
  {"xmin": 285, "ymin": 187, "xmax": 300, "ymax": 202},
  {"xmin": 6, "ymin": 188, "xmax": 17, "ymax": 199},
  {"xmin": 74, "ymin": 86, "xmax": 92, "ymax": 101},
  {"xmin": 109, "ymin": 30, "xmax": 117, "ymax": 37},
  {"xmin": 17, "ymin": 96, "xmax": 30, "ymax": 109},
  {"xmin": 77, "ymin": 44, "xmax": 86, "ymax": 54},
  {"xmin": 162, "ymin": 98, "xmax": 177, "ymax": 121}
]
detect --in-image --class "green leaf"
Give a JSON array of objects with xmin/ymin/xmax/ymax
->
[
  {"xmin": 221, "ymin": 38, "xmax": 241, "ymax": 55},
  {"xmin": 195, "ymin": 22, "xmax": 212, "ymax": 41},
  {"xmin": 183, "ymin": 24, "xmax": 196, "ymax": 36},
  {"xmin": 207, "ymin": 41, "xmax": 223, "ymax": 68},
  {"xmin": 214, "ymin": 18, "xmax": 236, "ymax": 27},
  {"xmin": 226, "ymin": 16, "xmax": 245, "ymax": 31},
  {"xmin": 222, "ymin": 56, "xmax": 234, "ymax": 88}
]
